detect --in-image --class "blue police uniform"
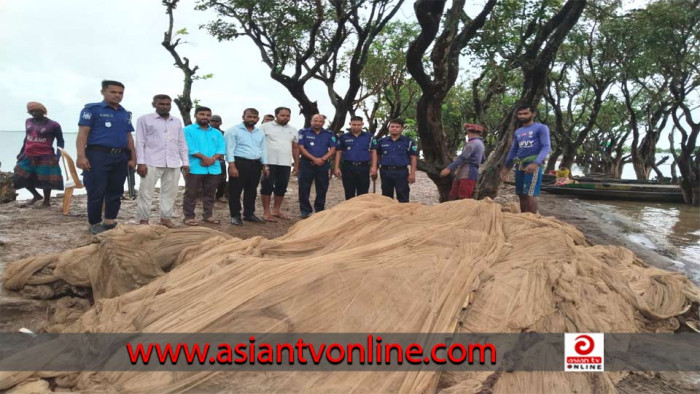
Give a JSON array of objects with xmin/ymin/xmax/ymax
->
[
  {"xmin": 371, "ymin": 135, "xmax": 417, "ymax": 203},
  {"xmin": 336, "ymin": 131, "xmax": 372, "ymax": 200},
  {"xmin": 78, "ymin": 101, "xmax": 134, "ymax": 225},
  {"xmin": 298, "ymin": 128, "xmax": 336, "ymax": 215}
]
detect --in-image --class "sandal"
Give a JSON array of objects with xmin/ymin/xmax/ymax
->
[
  {"xmin": 183, "ymin": 218, "xmax": 199, "ymax": 226},
  {"xmin": 272, "ymin": 213, "xmax": 291, "ymax": 220},
  {"xmin": 203, "ymin": 217, "xmax": 221, "ymax": 224}
]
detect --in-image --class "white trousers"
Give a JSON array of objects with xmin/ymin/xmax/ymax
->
[{"xmin": 136, "ymin": 166, "xmax": 181, "ymax": 220}]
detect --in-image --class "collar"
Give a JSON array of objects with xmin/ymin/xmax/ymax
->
[
  {"xmin": 100, "ymin": 100, "xmax": 123, "ymax": 111},
  {"xmin": 237, "ymin": 123, "xmax": 260, "ymax": 133},
  {"xmin": 304, "ymin": 127, "xmax": 328, "ymax": 134},
  {"xmin": 152, "ymin": 112, "xmax": 174, "ymax": 121}
]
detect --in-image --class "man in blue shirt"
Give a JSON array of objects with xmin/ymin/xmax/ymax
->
[
  {"xmin": 333, "ymin": 116, "xmax": 376, "ymax": 200},
  {"xmin": 298, "ymin": 114, "xmax": 336, "ymax": 218},
  {"xmin": 501, "ymin": 105, "xmax": 551, "ymax": 214},
  {"xmin": 183, "ymin": 106, "xmax": 226, "ymax": 226},
  {"xmin": 370, "ymin": 119, "xmax": 418, "ymax": 203},
  {"xmin": 76, "ymin": 80, "xmax": 136, "ymax": 234},
  {"xmin": 225, "ymin": 108, "xmax": 269, "ymax": 225}
]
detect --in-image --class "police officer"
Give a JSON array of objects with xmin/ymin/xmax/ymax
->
[
  {"xmin": 370, "ymin": 118, "xmax": 417, "ymax": 203},
  {"xmin": 333, "ymin": 116, "xmax": 375, "ymax": 200},
  {"xmin": 76, "ymin": 80, "xmax": 136, "ymax": 234},
  {"xmin": 298, "ymin": 114, "xmax": 336, "ymax": 218}
]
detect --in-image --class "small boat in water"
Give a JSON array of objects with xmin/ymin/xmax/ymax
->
[{"xmin": 541, "ymin": 182, "xmax": 685, "ymax": 203}]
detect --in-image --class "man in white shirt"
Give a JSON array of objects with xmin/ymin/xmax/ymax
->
[
  {"xmin": 135, "ymin": 94, "xmax": 189, "ymax": 228},
  {"xmin": 259, "ymin": 107, "xmax": 299, "ymax": 221}
]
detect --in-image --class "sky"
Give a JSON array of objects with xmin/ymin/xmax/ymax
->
[{"xmin": 0, "ymin": 0, "xmax": 359, "ymax": 132}]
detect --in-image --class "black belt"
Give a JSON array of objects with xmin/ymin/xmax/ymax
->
[
  {"xmin": 87, "ymin": 145, "xmax": 129, "ymax": 155},
  {"xmin": 235, "ymin": 157, "xmax": 261, "ymax": 163},
  {"xmin": 343, "ymin": 160, "xmax": 369, "ymax": 166},
  {"xmin": 381, "ymin": 165, "xmax": 407, "ymax": 171}
]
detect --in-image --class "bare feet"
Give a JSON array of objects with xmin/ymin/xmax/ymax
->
[
  {"xmin": 160, "ymin": 219, "xmax": 177, "ymax": 228},
  {"xmin": 263, "ymin": 214, "xmax": 278, "ymax": 222},
  {"xmin": 272, "ymin": 212, "xmax": 290, "ymax": 220},
  {"xmin": 42, "ymin": 200, "xmax": 51, "ymax": 207}
]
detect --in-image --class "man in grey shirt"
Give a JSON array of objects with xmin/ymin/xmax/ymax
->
[{"xmin": 440, "ymin": 123, "xmax": 486, "ymax": 200}]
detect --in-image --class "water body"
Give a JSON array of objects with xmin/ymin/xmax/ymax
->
[{"xmin": 2, "ymin": 130, "xmax": 698, "ymax": 281}]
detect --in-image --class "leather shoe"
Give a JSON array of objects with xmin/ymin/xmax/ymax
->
[
  {"xmin": 231, "ymin": 216, "xmax": 243, "ymax": 226},
  {"xmin": 299, "ymin": 212, "xmax": 312, "ymax": 219},
  {"xmin": 244, "ymin": 215, "xmax": 265, "ymax": 223}
]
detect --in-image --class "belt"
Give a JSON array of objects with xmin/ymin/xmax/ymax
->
[
  {"xmin": 235, "ymin": 157, "xmax": 261, "ymax": 162},
  {"xmin": 343, "ymin": 160, "xmax": 369, "ymax": 166},
  {"xmin": 380, "ymin": 165, "xmax": 407, "ymax": 171},
  {"xmin": 87, "ymin": 145, "xmax": 129, "ymax": 155}
]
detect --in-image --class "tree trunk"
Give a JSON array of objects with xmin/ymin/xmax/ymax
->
[
  {"xmin": 559, "ymin": 145, "xmax": 578, "ymax": 172},
  {"xmin": 276, "ymin": 78, "xmax": 319, "ymax": 128},
  {"xmin": 677, "ymin": 148, "xmax": 700, "ymax": 205},
  {"xmin": 545, "ymin": 147, "xmax": 562, "ymax": 172},
  {"xmin": 415, "ymin": 95, "xmax": 452, "ymax": 201}
]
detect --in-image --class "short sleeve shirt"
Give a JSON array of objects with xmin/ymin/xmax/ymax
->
[
  {"xmin": 260, "ymin": 121, "xmax": 299, "ymax": 166},
  {"xmin": 78, "ymin": 101, "xmax": 134, "ymax": 148},
  {"xmin": 23, "ymin": 118, "xmax": 62, "ymax": 156},
  {"xmin": 298, "ymin": 128, "xmax": 336, "ymax": 158},
  {"xmin": 371, "ymin": 135, "xmax": 418, "ymax": 166},
  {"xmin": 336, "ymin": 131, "xmax": 372, "ymax": 162}
]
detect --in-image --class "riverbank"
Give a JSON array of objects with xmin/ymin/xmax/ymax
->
[{"xmin": 1, "ymin": 171, "xmax": 699, "ymax": 392}]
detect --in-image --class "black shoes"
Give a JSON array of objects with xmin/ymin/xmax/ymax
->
[
  {"xmin": 231, "ymin": 216, "xmax": 243, "ymax": 226},
  {"xmin": 244, "ymin": 215, "xmax": 265, "ymax": 223},
  {"xmin": 299, "ymin": 212, "xmax": 312, "ymax": 219}
]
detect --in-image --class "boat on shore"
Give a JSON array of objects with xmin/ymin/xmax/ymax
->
[{"xmin": 541, "ymin": 182, "xmax": 685, "ymax": 203}]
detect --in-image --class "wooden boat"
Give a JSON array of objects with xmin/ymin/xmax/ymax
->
[
  {"xmin": 541, "ymin": 182, "xmax": 685, "ymax": 203},
  {"xmin": 57, "ymin": 148, "xmax": 84, "ymax": 215},
  {"xmin": 572, "ymin": 176, "xmax": 672, "ymax": 185}
]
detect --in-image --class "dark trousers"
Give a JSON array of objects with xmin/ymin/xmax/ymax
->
[
  {"xmin": 215, "ymin": 160, "xmax": 227, "ymax": 199},
  {"xmin": 83, "ymin": 150, "xmax": 128, "ymax": 225},
  {"xmin": 298, "ymin": 159, "xmax": 329, "ymax": 214},
  {"xmin": 228, "ymin": 158, "xmax": 262, "ymax": 218},
  {"xmin": 340, "ymin": 162, "xmax": 370, "ymax": 200},
  {"xmin": 260, "ymin": 165, "xmax": 291, "ymax": 196},
  {"xmin": 183, "ymin": 173, "xmax": 219, "ymax": 219},
  {"xmin": 380, "ymin": 167, "xmax": 410, "ymax": 203}
]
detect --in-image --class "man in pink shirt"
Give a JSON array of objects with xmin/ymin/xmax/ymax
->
[{"xmin": 135, "ymin": 94, "xmax": 189, "ymax": 228}]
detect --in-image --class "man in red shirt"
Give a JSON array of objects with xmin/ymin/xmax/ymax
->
[{"xmin": 13, "ymin": 102, "xmax": 65, "ymax": 207}]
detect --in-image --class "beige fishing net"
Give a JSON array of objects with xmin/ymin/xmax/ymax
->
[{"xmin": 1, "ymin": 194, "xmax": 698, "ymax": 392}]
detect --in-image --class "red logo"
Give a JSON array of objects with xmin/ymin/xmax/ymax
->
[{"xmin": 574, "ymin": 335, "xmax": 594, "ymax": 355}]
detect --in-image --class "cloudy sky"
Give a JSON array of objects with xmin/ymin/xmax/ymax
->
[{"xmin": 0, "ymin": 0, "xmax": 367, "ymax": 132}]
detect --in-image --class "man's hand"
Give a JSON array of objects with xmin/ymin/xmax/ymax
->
[
  {"xmin": 292, "ymin": 163, "xmax": 299, "ymax": 176},
  {"xmin": 313, "ymin": 157, "xmax": 325, "ymax": 166},
  {"xmin": 262, "ymin": 166, "xmax": 270, "ymax": 178},
  {"xmin": 202, "ymin": 157, "xmax": 215, "ymax": 166},
  {"xmin": 128, "ymin": 159, "xmax": 136, "ymax": 170},
  {"xmin": 408, "ymin": 172, "xmax": 416, "ymax": 184},
  {"xmin": 524, "ymin": 163, "xmax": 539, "ymax": 174},
  {"xmin": 370, "ymin": 167, "xmax": 378, "ymax": 180},
  {"xmin": 77, "ymin": 156, "xmax": 91, "ymax": 171},
  {"xmin": 137, "ymin": 164, "xmax": 148, "ymax": 177},
  {"xmin": 181, "ymin": 166, "xmax": 190, "ymax": 175},
  {"xmin": 500, "ymin": 168, "xmax": 510, "ymax": 181},
  {"xmin": 229, "ymin": 165, "xmax": 239, "ymax": 178},
  {"xmin": 440, "ymin": 168, "xmax": 451, "ymax": 177},
  {"xmin": 334, "ymin": 168, "xmax": 342, "ymax": 178}
]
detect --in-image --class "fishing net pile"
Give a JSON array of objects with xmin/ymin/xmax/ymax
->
[{"xmin": 1, "ymin": 194, "xmax": 699, "ymax": 392}]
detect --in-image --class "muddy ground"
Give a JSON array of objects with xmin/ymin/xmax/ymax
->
[{"xmin": 0, "ymin": 172, "xmax": 698, "ymax": 392}]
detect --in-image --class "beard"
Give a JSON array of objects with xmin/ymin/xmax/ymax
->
[
  {"xmin": 197, "ymin": 119, "xmax": 210, "ymax": 126},
  {"xmin": 518, "ymin": 116, "xmax": 533, "ymax": 124},
  {"xmin": 243, "ymin": 121, "xmax": 256, "ymax": 127}
]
